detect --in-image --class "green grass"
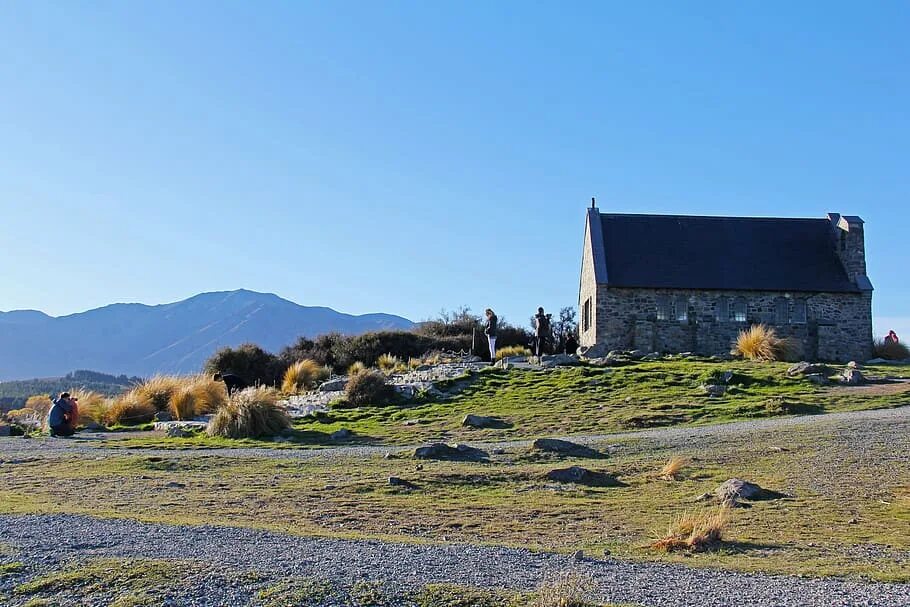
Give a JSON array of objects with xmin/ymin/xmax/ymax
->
[
  {"xmin": 102, "ymin": 360, "xmax": 910, "ymax": 450},
  {"xmin": 257, "ymin": 577, "xmax": 334, "ymax": 606},
  {"xmin": 0, "ymin": 562, "xmax": 24, "ymax": 575}
]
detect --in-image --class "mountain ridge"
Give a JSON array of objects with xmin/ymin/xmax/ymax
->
[{"xmin": 0, "ymin": 290, "xmax": 413, "ymax": 380}]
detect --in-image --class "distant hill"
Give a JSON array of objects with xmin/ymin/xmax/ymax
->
[
  {"xmin": 0, "ymin": 370, "xmax": 141, "ymax": 412},
  {"xmin": 0, "ymin": 290, "xmax": 414, "ymax": 381}
]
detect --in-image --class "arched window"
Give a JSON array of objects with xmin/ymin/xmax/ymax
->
[
  {"xmin": 792, "ymin": 299, "xmax": 807, "ymax": 324},
  {"xmin": 774, "ymin": 298, "xmax": 789, "ymax": 325},
  {"xmin": 715, "ymin": 297, "xmax": 729, "ymax": 322},
  {"xmin": 733, "ymin": 297, "xmax": 747, "ymax": 322},
  {"xmin": 675, "ymin": 295, "xmax": 688, "ymax": 322}
]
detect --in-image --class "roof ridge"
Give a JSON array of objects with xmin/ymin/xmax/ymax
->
[{"xmin": 598, "ymin": 212, "xmax": 828, "ymax": 222}]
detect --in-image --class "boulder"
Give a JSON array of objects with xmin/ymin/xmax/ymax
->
[
  {"xmin": 866, "ymin": 358, "xmax": 889, "ymax": 365},
  {"xmin": 628, "ymin": 350, "xmax": 646, "ymax": 360},
  {"xmin": 715, "ymin": 478, "xmax": 789, "ymax": 503},
  {"xmin": 319, "ymin": 378, "xmax": 348, "ymax": 392},
  {"xmin": 330, "ymin": 428, "xmax": 352, "ymax": 440},
  {"xmin": 641, "ymin": 352, "xmax": 661, "ymax": 361},
  {"xmin": 461, "ymin": 414, "xmax": 508, "ymax": 429},
  {"xmin": 388, "ymin": 476, "xmax": 418, "ymax": 489},
  {"xmin": 165, "ymin": 425, "xmax": 193, "ymax": 438},
  {"xmin": 414, "ymin": 443, "xmax": 488, "ymax": 462},
  {"xmin": 787, "ymin": 362, "xmax": 834, "ymax": 377},
  {"xmin": 538, "ymin": 354, "xmax": 580, "ymax": 368},
  {"xmin": 701, "ymin": 384, "xmax": 727, "ymax": 397},
  {"xmin": 578, "ymin": 343, "xmax": 609, "ymax": 359},
  {"xmin": 154, "ymin": 411, "xmax": 173, "ymax": 422},
  {"xmin": 840, "ymin": 368, "xmax": 866, "ymax": 386},
  {"xmin": 532, "ymin": 438, "xmax": 602, "ymax": 458},
  {"xmin": 546, "ymin": 466, "xmax": 622, "ymax": 487}
]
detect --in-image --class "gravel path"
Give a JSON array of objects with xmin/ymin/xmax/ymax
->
[
  {"xmin": 1, "ymin": 405, "xmax": 908, "ymax": 461},
  {"xmin": 1, "ymin": 514, "xmax": 907, "ymax": 607}
]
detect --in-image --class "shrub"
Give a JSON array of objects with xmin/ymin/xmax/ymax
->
[
  {"xmin": 206, "ymin": 387, "xmax": 290, "ymax": 439},
  {"xmin": 105, "ymin": 396, "xmax": 156, "ymax": 426},
  {"xmin": 659, "ymin": 456, "xmax": 688, "ymax": 481},
  {"xmin": 6, "ymin": 408, "xmax": 43, "ymax": 432},
  {"xmin": 132, "ymin": 375, "xmax": 183, "ymax": 412},
  {"xmin": 204, "ymin": 343, "xmax": 286, "ymax": 387},
  {"xmin": 377, "ymin": 354, "xmax": 402, "ymax": 373},
  {"xmin": 344, "ymin": 370, "xmax": 394, "ymax": 406},
  {"xmin": 531, "ymin": 571, "xmax": 596, "ymax": 607},
  {"xmin": 347, "ymin": 361, "xmax": 367, "ymax": 376},
  {"xmin": 282, "ymin": 360, "xmax": 330, "ymax": 394},
  {"xmin": 188, "ymin": 375, "xmax": 228, "ymax": 414},
  {"xmin": 732, "ymin": 325, "xmax": 801, "ymax": 362},
  {"xmin": 25, "ymin": 394, "xmax": 53, "ymax": 418},
  {"xmin": 651, "ymin": 506, "xmax": 731, "ymax": 552},
  {"xmin": 496, "ymin": 345, "xmax": 532, "ymax": 360},
  {"xmin": 873, "ymin": 339, "xmax": 909, "ymax": 360},
  {"xmin": 71, "ymin": 389, "xmax": 111, "ymax": 426},
  {"xmin": 168, "ymin": 387, "xmax": 196, "ymax": 421}
]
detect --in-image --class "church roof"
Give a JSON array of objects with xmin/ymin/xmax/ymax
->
[{"xmin": 588, "ymin": 210, "xmax": 861, "ymax": 293}]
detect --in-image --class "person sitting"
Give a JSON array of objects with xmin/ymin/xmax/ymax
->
[
  {"xmin": 47, "ymin": 392, "xmax": 76, "ymax": 437},
  {"xmin": 212, "ymin": 372, "xmax": 249, "ymax": 396}
]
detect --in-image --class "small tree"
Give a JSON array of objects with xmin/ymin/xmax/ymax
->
[
  {"xmin": 552, "ymin": 306, "xmax": 578, "ymax": 353},
  {"xmin": 204, "ymin": 343, "xmax": 285, "ymax": 387}
]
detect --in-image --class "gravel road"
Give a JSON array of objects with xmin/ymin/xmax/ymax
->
[{"xmin": 1, "ymin": 513, "xmax": 908, "ymax": 607}]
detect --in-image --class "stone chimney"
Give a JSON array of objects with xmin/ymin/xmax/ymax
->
[{"xmin": 828, "ymin": 213, "xmax": 873, "ymax": 291}]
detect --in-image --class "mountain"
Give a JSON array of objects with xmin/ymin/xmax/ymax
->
[{"xmin": 0, "ymin": 290, "xmax": 413, "ymax": 380}]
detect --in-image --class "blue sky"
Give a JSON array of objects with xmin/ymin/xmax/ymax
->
[{"xmin": 1, "ymin": 2, "xmax": 907, "ymax": 336}]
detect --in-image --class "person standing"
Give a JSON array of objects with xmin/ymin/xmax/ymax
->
[
  {"xmin": 534, "ymin": 307, "xmax": 551, "ymax": 356},
  {"xmin": 484, "ymin": 308, "xmax": 498, "ymax": 362}
]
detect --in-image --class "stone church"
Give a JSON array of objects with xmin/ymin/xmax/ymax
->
[{"xmin": 578, "ymin": 203, "xmax": 874, "ymax": 362}]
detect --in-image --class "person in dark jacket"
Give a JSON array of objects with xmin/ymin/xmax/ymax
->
[
  {"xmin": 484, "ymin": 308, "xmax": 498, "ymax": 362},
  {"xmin": 47, "ymin": 392, "xmax": 76, "ymax": 437},
  {"xmin": 564, "ymin": 333, "xmax": 579, "ymax": 356},
  {"xmin": 533, "ymin": 307, "xmax": 551, "ymax": 356},
  {"xmin": 213, "ymin": 373, "xmax": 249, "ymax": 396}
]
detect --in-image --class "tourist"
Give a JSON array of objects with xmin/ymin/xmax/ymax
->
[
  {"xmin": 885, "ymin": 330, "xmax": 899, "ymax": 344},
  {"xmin": 565, "ymin": 333, "xmax": 578, "ymax": 355},
  {"xmin": 484, "ymin": 308, "xmax": 498, "ymax": 362},
  {"xmin": 213, "ymin": 372, "xmax": 249, "ymax": 396},
  {"xmin": 47, "ymin": 392, "xmax": 76, "ymax": 437},
  {"xmin": 533, "ymin": 307, "xmax": 551, "ymax": 356}
]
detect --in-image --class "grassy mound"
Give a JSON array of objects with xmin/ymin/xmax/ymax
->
[{"xmin": 206, "ymin": 387, "xmax": 290, "ymax": 439}]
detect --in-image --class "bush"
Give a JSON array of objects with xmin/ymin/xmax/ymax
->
[
  {"xmin": 71, "ymin": 389, "xmax": 111, "ymax": 426},
  {"xmin": 496, "ymin": 345, "xmax": 532, "ymax": 360},
  {"xmin": 651, "ymin": 506, "xmax": 731, "ymax": 552},
  {"xmin": 168, "ymin": 387, "xmax": 196, "ymax": 421},
  {"xmin": 132, "ymin": 376, "xmax": 183, "ymax": 411},
  {"xmin": 24, "ymin": 394, "xmax": 53, "ymax": 418},
  {"xmin": 105, "ymin": 396, "xmax": 156, "ymax": 426},
  {"xmin": 282, "ymin": 360, "xmax": 330, "ymax": 394},
  {"xmin": 377, "ymin": 353, "xmax": 403, "ymax": 374},
  {"xmin": 347, "ymin": 361, "xmax": 367, "ymax": 376},
  {"xmin": 204, "ymin": 343, "xmax": 286, "ymax": 387},
  {"xmin": 344, "ymin": 370, "xmax": 394, "ymax": 406},
  {"xmin": 206, "ymin": 387, "xmax": 290, "ymax": 439},
  {"xmin": 732, "ymin": 325, "xmax": 801, "ymax": 362},
  {"xmin": 873, "ymin": 339, "xmax": 909, "ymax": 360},
  {"xmin": 187, "ymin": 375, "xmax": 228, "ymax": 414}
]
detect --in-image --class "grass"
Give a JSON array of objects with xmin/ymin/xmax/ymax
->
[
  {"xmin": 283, "ymin": 359, "xmax": 331, "ymax": 394},
  {"xmin": 531, "ymin": 571, "xmax": 597, "ymax": 607},
  {"xmin": 106, "ymin": 395, "xmax": 157, "ymax": 426},
  {"xmin": 651, "ymin": 506, "xmax": 732, "ymax": 552},
  {"xmin": 3, "ymin": 415, "xmax": 908, "ymax": 582},
  {"xmin": 207, "ymin": 386, "xmax": 290, "ymax": 438},
  {"xmin": 257, "ymin": 577, "xmax": 334, "ymax": 606},
  {"xmin": 497, "ymin": 345, "xmax": 533, "ymax": 360},
  {"xmin": 0, "ymin": 562, "xmax": 24, "ymax": 575},
  {"xmin": 732, "ymin": 325, "xmax": 801, "ymax": 361},
  {"xmin": 658, "ymin": 456, "xmax": 687, "ymax": 481}
]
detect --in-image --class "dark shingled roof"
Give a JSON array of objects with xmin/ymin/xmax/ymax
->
[{"xmin": 596, "ymin": 213, "xmax": 860, "ymax": 293}]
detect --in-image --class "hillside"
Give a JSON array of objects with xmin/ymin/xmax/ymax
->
[{"xmin": 0, "ymin": 290, "xmax": 413, "ymax": 380}]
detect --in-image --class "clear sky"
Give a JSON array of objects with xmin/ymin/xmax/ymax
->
[{"xmin": 1, "ymin": 2, "xmax": 907, "ymax": 336}]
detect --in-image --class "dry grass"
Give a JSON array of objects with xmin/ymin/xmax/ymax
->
[
  {"xmin": 206, "ymin": 387, "xmax": 290, "ymax": 439},
  {"xmin": 377, "ymin": 354, "xmax": 403, "ymax": 374},
  {"xmin": 24, "ymin": 394, "xmax": 53, "ymax": 418},
  {"xmin": 873, "ymin": 339, "xmax": 909, "ymax": 360},
  {"xmin": 6, "ymin": 408, "xmax": 43, "ymax": 431},
  {"xmin": 658, "ymin": 456, "xmax": 688, "ymax": 481},
  {"xmin": 282, "ymin": 360, "xmax": 330, "ymax": 394},
  {"xmin": 732, "ymin": 325, "xmax": 801, "ymax": 362},
  {"xmin": 130, "ymin": 375, "xmax": 184, "ymax": 411},
  {"xmin": 347, "ymin": 361, "xmax": 367, "ymax": 376},
  {"xmin": 651, "ymin": 506, "xmax": 732, "ymax": 553},
  {"xmin": 168, "ymin": 387, "xmax": 196, "ymax": 421},
  {"xmin": 496, "ymin": 345, "xmax": 533, "ymax": 360},
  {"xmin": 345, "ymin": 370, "xmax": 393, "ymax": 406},
  {"xmin": 71, "ymin": 390, "xmax": 111, "ymax": 426},
  {"xmin": 187, "ymin": 375, "xmax": 228, "ymax": 414},
  {"xmin": 531, "ymin": 571, "xmax": 596, "ymax": 607},
  {"xmin": 105, "ymin": 396, "xmax": 156, "ymax": 426}
]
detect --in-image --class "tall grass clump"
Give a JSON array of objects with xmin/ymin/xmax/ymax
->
[
  {"xmin": 132, "ymin": 375, "xmax": 184, "ymax": 411},
  {"xmin": 659, "ymin": 456, "xmax": 688, "ymax": 481},
  {"xmin": 188, "ymin": 375, "xmax": 228, "ymax": 414},
  {"xmin": 347, "ymin": 361, "xmax": 367, "ymax": 376},
  {"xmin": 651, "ymin": 506, "xmax": 731, "ymax": 552},
  {"xmin": 282, "ymin": 359, "xmax": 330, "ymax": 394},
  {"xmin": 873, "ymin": 339, "xmax": 909, "ymax": 360},
  {"xmin": 105, "ymin": 395, "xmax": 156, "ymax": 426},
  {"xmin": 531, "ymin": 571, "xmax": 596, "ymax": 607},
  {"xmin": 24, "ymin": 394, "xmax": 53, "ymax": 418},
  {"xmin": 496, "ymin": 345, "xmax": 532, "ymax": 360},
  {"xmin": 71, "ymin": 389, "xmax": 111, "ymax": 426},
  {"xmin": 168, "ymin": 387, "xmax": 197, "ymax": 421},
  {"xmin": 377, "ymin": 353, "xmax": 403, "ymax": 374},
  {"xmin": 344, "ymin": 370, "xmax": 394, "ymax": 406},
  {"xmin": 732, "ymin": 325, "xmax": 801, "ymax": 362},
  {"xmin": 206, "ymin": 387, "xmax": 290, "ymax": 439}
]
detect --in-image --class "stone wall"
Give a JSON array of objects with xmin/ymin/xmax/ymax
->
[
  {"xmin": 578, "ymin": 217, "xmax": 598, "ymax": 347},
  {"xmin": 591, "ymin": 286, "xmax": 873, "ymax": 362}
]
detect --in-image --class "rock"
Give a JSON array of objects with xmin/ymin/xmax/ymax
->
[
  {"xmin": 546, "ymin": 466, "xmax": 622, "ymax": 487},
  {"xmin": 165, "ymin": 481, "xmax": 186, "ymax": 489},
  {"xmin": 319, "ymin": 378, "xmax": 348, "ymax": 392},
  {"xmin": 537, "ymin": 354, "xmax": 580, "ymax": 368},
  {"xmin": 462, "ymin": 414, "xmax": 507, "ymax": 429},
  {"xmin": 572, "ymin": 550, "xmax": 585, "ymax": 560},
  {"xmin": 641, "ymin": 353, "xmax": 660, "ymax": 361},
  {"xmin": 330, "ymin": 429, "xmax": 352, "ymax": 440},
  {"xmin": 402, "ymin": 419, "xmax": 422, "ymax": 426},
  {"xmin": 628, "ymin": 349, "xmax": 646, "ymax": 360},
  {"xmin": 154, "ymin": 411, "xmax": 173, "ymax": 422},
  {"xmin": 0, "ymin": 424, "xmax": 10, "ymax": 437},
  {"xmin": 787, "ymin": 362, "xmax": 834, "ymax": 377},
  {"xmin": 866, "ymin": 358, "xmax": 888, "ymax": 365},
  {"xmin": 83, "ymin": 421, "xmax": 106, "ymax": 432},
  {"xmin": 414, "ymin": 443, "xmax": 489, "ymax": 462},
  {"xmin": 532, "ymin": 438, "xmax": 602, "ymax": 458},
  {"xmin": 388, "ymin": 476, "xmax": 418, "ymax": 489},
  {"xmin": 715, "ymin": 478, "xmax": 789, "ymax": 503},
  {"xmin": 165, "ymin": 426, "xmax": 193, "ymax": 438},
  {"xmin": 840, "ymin": 368, "xmax": 866, "ymax": 386},
  {"xmin": 578, "ymin": 343, "xmax": 609, "ymax": 359},
  {"xmin": 805, "ymin": 374, "xmax": 830, "ymax": 386},
  {"xmin": 702, "ymin": 384, "xmax": 727, "ymax": 397}
]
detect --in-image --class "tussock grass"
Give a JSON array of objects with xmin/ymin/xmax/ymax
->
[
  {"xmin": 187, "ymin": 375, "xmax": 228, "ymax": 414},
  {"xmin": 345, "ymin": 370, "xmax": 394, "ymax": 406},
  {"xmin": 873, "ymin": 339, "xmax": 909, "ymax": 360},
  {"xmin": 733, "ymin": 325, "xmax": 801, "ymax": 362},
  {"xmin": 105, "ymin": 396, "xmax": 156, "ymax": 426},
  {"xmin": 658, "ymin": 456, "xmax": 688, "ymax": 481},
  {"xmin": 282, "ymin": 360, "xmax": 330, "ymax": 394},
  {"xmin": 651, "ymin": 506, "xmax": 731, "ymax": 552},
  {"xmin": 531, "ymin": 571, "xmax": 596, "ymax": 607},
  {"xmin": 168, "ymin": 387, "xmax": 197, "ymax": 421},
  {"xmin": 377, "ymin": 353, "xmax": 406, "ymax": 374},
  {"xmin": 24, "ymin": 394, "xmax": 53, "ymax": 418},
  {"xmin": 347, "ymin": 361, "xmax": 367, "ymax": 376},
  {"xmin": 206, "ymin": 387, "xmax": 290, "ymax": 439},
  {"xmin": 496, "ymin": 345, "xmax": 532, "ymax": 360},
  {"xmin": 72, "ymin": 390, "xmax": 111, "ymax": 426},
  {"xmin": 130, "ymin": 375, "xmax": 184, "ymax": 411}
]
